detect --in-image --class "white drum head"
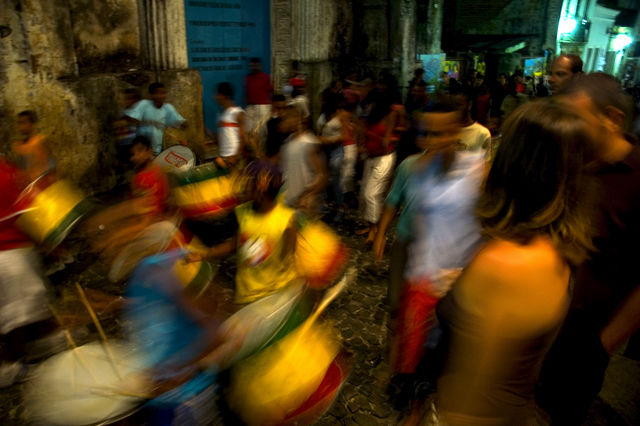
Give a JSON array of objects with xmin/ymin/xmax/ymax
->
[
  {"xmin": 25, "ymin": 341, "xmax": 146, "ymax": 425},
  {"xmin": 153, "ymin": 145, "xmax": 195, "ymax": 173}
]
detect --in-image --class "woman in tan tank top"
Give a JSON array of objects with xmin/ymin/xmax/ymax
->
[{"xmin": 436, "ymin": 100, "xmax": 595, "ymax": 425}]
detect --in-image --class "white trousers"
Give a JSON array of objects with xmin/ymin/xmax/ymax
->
[
  {"xmin": 0, "ymin": 247, "xmax": 50, "ymax": 335},
  {"xmin": 360, "ymin": 152, "xmax": 396, "ymax": 223},
  {"xmin": 341, "ymin": 144, "xmax": 358, "ymax": 195}
]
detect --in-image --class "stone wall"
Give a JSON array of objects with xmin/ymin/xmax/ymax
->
[
  {"xmin": 448, "ymin": 0, "xmax": 563, "ymax": 54},
  {"xmin": 68, "ymin": 0, "xmax": 140, "ymax": 73},
  {"xmin": 272, "ymin": 0, "xmax": 353, "ymax": 121},
  {"xmin": 0, "ymin": 0, "xmax": 203, "ymax": 193}
]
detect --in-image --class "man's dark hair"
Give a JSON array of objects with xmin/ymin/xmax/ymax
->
[
  {"xmin": 558, "ymin": 54, "xmax": 583, "ymax": 74},
  {"xmin": 123, "ymin": 87, "xmax": 140, "ymax": 98},
  {"xmin": 272, "ymin": 94, "xmax": 286, "ymax": 103},
  {"xmin": 341, "ymin": 102, "xmax": 357, "ymax": 113},
  {"xmin": 246, "ymin": 159, "xmax": 283, "ymax": 200},
  {"xmin": 149, "ymin": 82, "xmax": 165, "ymax": 94},
  {"xmin": 217, "ymin": 82, "xmax": 234, "ymax": 98},
  {"xmin": 18, "ymin": 110, "xmax": 37, "ymax": 123},
  {"xmin": 131, "ymin": 135, "xmax": 152, "ymax": 150},
  {"xmin": 424, "ymin": 95, "xmax": 459, "ymax": 114},
  {"xmin": 250, "ymin": 57, "xmax": 261, "ymax": 64},
  {"xmin": 563, "ymin": 72, "xmax": 632, "ymax": 120},
  {"xmin": 291, "ymin": 86, "xmax": 304, "ymax": 98}
]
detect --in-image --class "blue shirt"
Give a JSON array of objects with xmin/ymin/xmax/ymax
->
[
  {"xmin": 385, "ymin": 151, "xmax": 427, "ymax": 242},
  {"xmin": 126, "ymin": 100, "xmax": 185, "ymax": 154},
  {"xmin": 405, "ymin": 151, "xmax": 485, "ymax": 282}
]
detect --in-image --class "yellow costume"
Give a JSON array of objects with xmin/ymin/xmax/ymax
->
[{"xmin": 235, "ymin": 202, "xmax": 299, "ymax": 304}]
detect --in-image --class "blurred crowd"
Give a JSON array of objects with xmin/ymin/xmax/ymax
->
[{"xmin": 1, "ymin": 53, "xmax": 639, "ymax": 426}]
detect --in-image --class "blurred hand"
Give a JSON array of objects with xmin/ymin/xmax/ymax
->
[
  {"xmin": 185, "ymin": 251, "xmax": 204, "ymax": 263},
  {"xmin": 372, "ymin": 233, "xmax": 385, "ymax": 262},
  {"xmin": 297, "ymin": 192, "xmax": 315, "ymax": 214},
  {"xmin": 131, "ymin": 196, "xmax": 156, "ymax": 216}
]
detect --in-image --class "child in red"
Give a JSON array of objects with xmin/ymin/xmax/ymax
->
[
  {"xmin": 90, "ymin": 136, "xmax": 170, "ymax": 261},
  {"xmin": 130, "ymin": 136, "xmax": 170, "ymax": 218}
]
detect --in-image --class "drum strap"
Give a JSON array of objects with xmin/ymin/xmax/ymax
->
[{"xmin": 219, "ymin": 122, "xmax": 239, "ymax": 128}]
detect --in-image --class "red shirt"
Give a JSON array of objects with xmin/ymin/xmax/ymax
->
[
  {"xmin": 245, "ymin": 71, "xmax": 272, "ymax": 105},
  {"xmin": 132, "ymin": 165, "xmax": 170, "ymax": 216},
  {"xmin": 0, "ymin": 158, "xmax": 31, "ymax": 250},
  {"xmin": 365, "ymin": 121, "xmax": 395, "ymax": 156}
]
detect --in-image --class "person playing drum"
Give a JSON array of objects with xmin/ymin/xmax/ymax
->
[
  {"xmin": 88, "ymin": 136, "xmax": 171, "ymax": 263},
  {"xmin": 188, "ymin": 160, "xmax": 297, "ymax": 305},
  {"xmin": 0, "ymin": 156, "xmax": 65, "ymax": 387}
]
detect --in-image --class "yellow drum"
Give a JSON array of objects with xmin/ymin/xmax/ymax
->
[
  {"xmin": 108, "ymin": 221, "xmax": 214, "ymax": 293},
  {"xmin": 170, "ymin": 233, "xmax": 215, "ymax": 295},
  {"xmin": 229, "ymin": 322, "xmax": 340, "ymax": 425},
  {"xmin": 15, "ymin": 176, "xmax": 92, "ymax": 251},
  {"xmin": 295, "ymin": 218, "xmax": 349, "ymax": 289},
  {"xmin": 173, "ymin": 163, "xmax": 246, "ymax": 219}
]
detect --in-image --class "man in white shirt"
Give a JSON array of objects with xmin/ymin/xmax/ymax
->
[
  {"xmin": 215, "ymin": 82, "xmax": 251, "ymax": 164},
  {"xmin": 279, "ymin": 106, "xmax": 327, "ymax": 215},
  {"xmin": 454, "ymin": 90, "xmax": 491, "ymax": 152}
]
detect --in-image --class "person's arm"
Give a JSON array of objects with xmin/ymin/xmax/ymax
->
[
  {"xmin": 237, "ymin": 111, "xmax": 258, "ymax": 157},
  {"xmin": 600, "ymin": 286, "xmax": 640, "ymax": 355},
  {"xmin": 125, "ymin": 101, "xmax": 161, "ymax": 128},
  {"xmin": 281, "ymin": 221, "xmax": 297, "ymax": 260},
  {"xmin": 297, "ymin": 143, "xmax": 328, "ymax": 211},
  {"xmin": 205, "ymin": 234, "xmax": 238, "ymax": 260},
  {"xmin": 318, "ymin": 129, "xmax": 345, "ymax": 145},
  {"xmin": 372, "ymin": 205, "xmax": 398, "ymax": 261},
  {"xmin": 166, "ymin": 104, "xmax": 187, "ymax": 130},
  {"xmin": 371, "ymin": 158, "xmax": 415, "ymax": 259},
  {"xmin": 393, "ymin": 107, "xmax": 409, "ymax": 133},
  {"xmin": 382, "ymin": 112, "xmax": 397, "ymax": 149}
]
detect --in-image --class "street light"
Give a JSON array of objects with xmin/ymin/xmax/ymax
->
[
  {"xmin": 612, "ymin": 33, "xmax": 633, "ymax": 52},
  {"xmin": 559, "ymin": 17, "xmax": 578, "ymax": 36}
]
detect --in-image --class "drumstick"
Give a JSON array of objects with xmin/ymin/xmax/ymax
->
[
  {"xmin": 47, "ymin": 303, "xmax": 98, "ymax": 386},
  {"xmin": 75, "ymin": 283, "xmax": 122, "ymax": 380},
  {"xmin": 47, "ymin": 303, "xmax": 78, "ymax": 349},
  {"xmin": 298, "ymin": 267, "xmax": 355, "ymax": 337}
]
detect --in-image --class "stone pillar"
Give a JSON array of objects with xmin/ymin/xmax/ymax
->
[
  {"xmin": 137, "ymin": 0, "xmax": 188, "ymax": 70},
  {"xmin": 271, "ymin": 0, "xmax": 293, "ymax": 93},
  {"xmin": 545, "ymin": 0, "xmax": 564, "ymax": 52},
  {"xmin": 392, "ymin": 0, "xmax": 417, "ymax": 100},
  {"xmin": 424, "ymin": 0, "xmax": 443, "ymax": 54}
]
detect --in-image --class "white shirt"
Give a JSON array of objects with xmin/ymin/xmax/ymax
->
[
  {"xmin": 281, "ymin": 132, "xmax": 320, "ymax": 206},
  {"xmin": 459, "ymin": 122, "xmax": 491, "ymax": 151},
  {"xmin": 218, "ymin": 106, "xmax": 244, "ymax": 157}
]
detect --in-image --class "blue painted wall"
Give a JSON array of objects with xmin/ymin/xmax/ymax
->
[{"xmin": 185, "ymin": 1, "xmax": 271, "ymax": 133}]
